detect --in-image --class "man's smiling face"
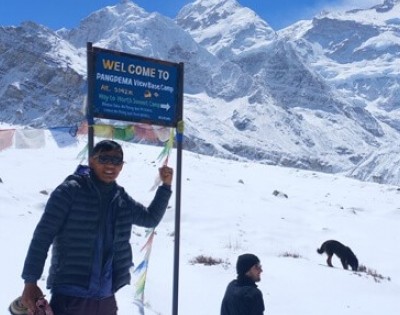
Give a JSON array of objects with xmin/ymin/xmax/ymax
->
[{"xmin": 89, "ymin": 150, "xmax": 124, "ymax": 183}]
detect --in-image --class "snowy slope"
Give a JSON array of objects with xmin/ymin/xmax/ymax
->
[{"xmin": 0, "ymin": 135, "xmax": 399, "ymax": 314}]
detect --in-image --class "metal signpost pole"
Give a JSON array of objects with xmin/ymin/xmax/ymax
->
[
  {"xmin": 86, "ymin": 42, "xmax": 94, "ymax": 155},
  {"xmin": 172, "ymin": 63, "xmax": 184, "ymax": 315}
]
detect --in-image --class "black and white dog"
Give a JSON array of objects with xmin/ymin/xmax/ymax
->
[{"xmin": 317, "ymin": 240, "xmax": 358, "ymax": 271}]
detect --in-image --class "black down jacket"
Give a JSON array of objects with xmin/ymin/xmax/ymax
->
[
  {"xmin": 221, "ymin": 276, "xmax": 265, "ymax": 315},
  {"xmin": 22, "ymin": 170, "xmax": 171, "ymax": 292}
]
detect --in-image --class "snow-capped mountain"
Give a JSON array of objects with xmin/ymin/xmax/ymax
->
[
  {"xmin": 280, "ymin": 0, "xmax": 400, "ymax": 123},
  {"xmin": 176, "ymin": 0, "xmax": 277, "ymax": 59},
  {"xmin": 278, "ymin": 0, "xmax": 400, "ymax": 183},
  {"xmin": 59, "ymin": 1, "xmax": 223, "ymax": 96},
  {"xmin": 0, "ymin": 0, "xmax": 399, "ymax": 184}
]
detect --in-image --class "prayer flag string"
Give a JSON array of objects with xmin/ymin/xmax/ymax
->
[
  {"xmin": 133, "ymin": 128, "xmax": 174, "ymax": 312},
  {"xmin": 0, "ymin": 123, "xmax": 173, "ymax": 151},
  {"xmin": 133, "ymin": 229, "xmax": 156, "ymax": 313}
]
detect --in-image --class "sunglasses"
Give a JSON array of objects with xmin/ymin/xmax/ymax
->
[{"xmin": 95, "ymin": 154, "xmax": 124, "ymax": 166}]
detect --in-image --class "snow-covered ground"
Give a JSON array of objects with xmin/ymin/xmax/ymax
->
[{"xmin": 1, "ymin": 133, "xmax": 399, "ymax": 314}]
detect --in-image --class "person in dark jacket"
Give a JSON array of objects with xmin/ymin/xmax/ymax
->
[
  {"xmin": 19, "ymin": 140, "xmax": 173, "ymax": 315},
  {"xmin": 221, "ymin": 253, "xmax": 265, "ymax": 315}
]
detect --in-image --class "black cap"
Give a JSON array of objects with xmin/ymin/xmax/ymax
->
[{"xmin": 236, "ymin": 253, "xmax": 260, "ymax": 276}]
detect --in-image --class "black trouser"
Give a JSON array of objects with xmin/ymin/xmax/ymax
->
[{"xmin": 50, "ymin": 294, "xmax": 118, "ymax": 315}]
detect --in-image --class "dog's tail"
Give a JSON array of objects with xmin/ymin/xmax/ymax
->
[{"xmin": 316, "ymin": 247, "xmax": 324, "ymax": 254}]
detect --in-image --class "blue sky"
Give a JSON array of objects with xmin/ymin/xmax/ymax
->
[{"xmin": 1, "ymin": 0, "xmax": 379, "ymax": 30}]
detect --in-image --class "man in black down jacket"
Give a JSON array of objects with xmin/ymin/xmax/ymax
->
[
  {"xmin": 221, "ymin": 253, "xmax": 265, "ymax": 315},
  {"xmin": 19, "ymin": 140, "xmax": 173, "ymax": 315}
]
